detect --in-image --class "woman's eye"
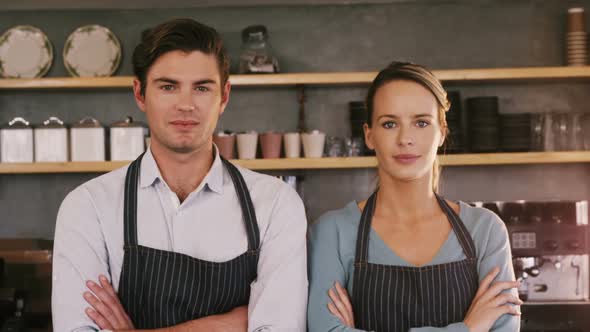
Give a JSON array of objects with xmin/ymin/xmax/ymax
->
[
  {"xmin": 417, "ymin": 120, "xmax": 430, "ymax": 128},
  {"xmin": 382, "ymin": 121, "xmax": 396, "ymax": 129}
]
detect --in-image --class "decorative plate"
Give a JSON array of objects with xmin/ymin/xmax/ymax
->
[
  {"xmin": 63, "ymin": 25, "xmax": 121, "ymax": 77},
  {"xmin": 0, "ymin": 25, "xmax": 53, "ymax": 78}
]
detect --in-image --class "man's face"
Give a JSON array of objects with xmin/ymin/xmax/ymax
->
[{"xmin": 134, "ymin": 50, "xmax": 230, "ymax": 154}]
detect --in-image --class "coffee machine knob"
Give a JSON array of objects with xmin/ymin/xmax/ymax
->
[
  {"xmin": 543, "ymin": 240, "xmax": 558, "ymax": 251},
  {"xmin": 568, "ymin": 240, "xmax": 581, "ymax": 250},
  {"xmin": 525, "ymin": 267, "xmax": 540, "ymax": 277}
]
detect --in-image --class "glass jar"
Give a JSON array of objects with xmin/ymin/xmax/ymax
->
[{"xmin": 238, "ymin": 25, "xmax": 279, "ymax": 74}]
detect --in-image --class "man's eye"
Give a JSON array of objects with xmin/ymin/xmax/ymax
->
[
  {"xmin": 195, "ymin": 86, "xmax": 209, "ymax": 92},
  {"xmin": 160, "ymin": 85, "xmax": 175, "ymax": 91}
]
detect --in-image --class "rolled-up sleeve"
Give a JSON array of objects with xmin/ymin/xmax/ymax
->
[
  {"xmin": 409, "ymin": 212, "xmax": 520, "ymax": 332},
  {"xmin": 52, "ymin": 186, "xmax": 109, "ymax": 332},
  {"xmin": 308, "ymin": 213, "xmax": 367, "ymax": 332},
  {"xmin": 247, "ymin": 184, "xmax": 309, "ymax": 332},
  {"xmin": 475, "ymin": 214, "xmax": 521, "ymax": 332}
]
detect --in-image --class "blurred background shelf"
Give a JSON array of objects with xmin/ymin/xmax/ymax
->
[
  {"xmin": 1, "ymin": 66, "xmax": 589, "ymax": 89},
  {"xmin": 0, "ymin": 250, "xmax": 52, "ymax": 264},
  {"xmin": 0, "ymin": 151, "xmax": 589, "ymax": 174}
]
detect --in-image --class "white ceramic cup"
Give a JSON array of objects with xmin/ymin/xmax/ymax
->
[
  {"xmin": 301, "ymin": 130, "xmax": 326, "ymax": 158},
  {"xmin": 237, "ymin": 131, "xmax": 258, "ymax": 159},
  {"xmin": 283, "ymin": 132, "xmax": 301, "ymax": 158}
]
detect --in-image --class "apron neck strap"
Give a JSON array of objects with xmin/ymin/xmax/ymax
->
[
  {"xmin": 354, "ymin": 191, "xmax": 378, "ymax": 264},
  {"xmin": 435, "ymin": 194, "xmax": 477, "ymax": 259},
  {"xmin": 123, "ymin": 152, "xmax": 144, "ymax": 246},
  {"xmin": 354, "ymin": 191, "xmax": 477, "ymax": 265},
  {"xmin": 123, "ymin": 153, "xmax": 261, "ymax": 252},
  {"xmin": 220, "ymin": 157, "xmax": 260, "ymax": 252}
]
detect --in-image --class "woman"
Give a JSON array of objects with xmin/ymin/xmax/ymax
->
[{"xmin": 307, "ymin": 62, "xmax": 521, "ymax": 332}]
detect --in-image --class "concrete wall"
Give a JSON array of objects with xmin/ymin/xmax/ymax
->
[{"xmin": 1, "ymin": 0, "xmax": 589, "ymax": 238}]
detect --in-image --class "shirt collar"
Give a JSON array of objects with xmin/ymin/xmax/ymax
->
[
  {"xmin": 139, "ymin": 145, "xmax": 224, "ymax": 195},
  {"xmin": 139, "ymin": 147, "xmax": 160, "ymax": 189},
  {"xmin": 203, "ymin": 145, "xmax": 224, "ymax": 195}
]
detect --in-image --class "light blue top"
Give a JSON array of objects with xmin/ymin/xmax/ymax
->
[{"xmin": 308, "ymin": 200, "xmax": 520, "ymax": 332}]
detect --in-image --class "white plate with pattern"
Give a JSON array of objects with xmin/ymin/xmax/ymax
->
[
  {"xmin": 0, "ymin": 25, "xmax": 53, "ymax": 78},
  {"xmin": 63, "ymin": 25, "xmax": 121, "ymax": 77}
]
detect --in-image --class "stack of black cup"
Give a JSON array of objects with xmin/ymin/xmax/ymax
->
[
  {"xmin": 499, "ymin": 113, "xmax": 532, "ymax": 152},
  {"xmin": 442, "ymin": 91, "xmax": 466, "ymax": 153},
  {"xmin": 467, "ymin": 96, "xmax": 500, "ymax": 152},
  {"xmin": 349, "ymin": 101, "xmax": 366, "ymax": 139},
  {"xmin": 349, "ymin": 101, "xmax": 374, "ymax": 156}
]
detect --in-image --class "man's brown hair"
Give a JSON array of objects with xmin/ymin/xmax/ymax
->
[{"xmin": 132, "ymin": 18, "xmax": 230, "ymax": 96}]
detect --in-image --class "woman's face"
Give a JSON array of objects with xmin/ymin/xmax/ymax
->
[{"xmin": 364, "ymin": 80, "xmax": 445, "ymax": 183}]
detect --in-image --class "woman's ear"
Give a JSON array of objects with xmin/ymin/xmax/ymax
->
[
  {"xmin": 438, "ymin": 127, "xmax": 447, "ymax": 147},
  {"xmin": 363, "ymin": 123, "xmax": 375, "ymax": 150}
]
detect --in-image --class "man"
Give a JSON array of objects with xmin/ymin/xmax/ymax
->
[{"xmin": 52, "ymin": 18, "xmax": 308, "ymax": 332}]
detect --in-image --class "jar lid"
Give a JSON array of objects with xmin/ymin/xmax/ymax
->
[
  {"xmin": 110, "ymin": 116, "xmax": 145, "ymax": 128},
  {"xmin": 242, "ymin": 25, "xmax": 268, "ymax": 42},
  {"xmin": 37, "ymin": 116, "xmax": 65, "ymax": 129},
  {"xmin": 72, "ymin": 117, "xmax": 103, "ymax": 128},
  {"xmin": 2, "ymin": 117, "xmax": 31, "ymax": 129},
  {"xmin": 238, "ymin": 130, "xmax": 258, "ymax": 135},
  {"xmin": 215, "ymin": 130, "xmax": 235, "ymax": 136}
]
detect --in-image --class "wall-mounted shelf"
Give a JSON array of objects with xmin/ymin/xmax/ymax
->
[
  {"xmin": 0, "ymin": 250, "xmax": 52, "ymax": 264},
  {"xmin": 1, "ymin": 66, "xmax": 589, "ymax": 89},
  {"xmin": 0, "ymin": 152, "xmax": 588, "ymax": 174},
  {"xmin": 438, "ymin": 151, "xmax": 590, "ymax": 166}
]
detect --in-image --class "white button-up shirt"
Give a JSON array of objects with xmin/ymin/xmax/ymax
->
[{"xmin": 51, "ymin": 147, "xmax": 308, "ymax": 332}]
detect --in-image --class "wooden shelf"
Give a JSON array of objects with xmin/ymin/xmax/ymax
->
[
  {"xmin": 0, "ymin": 76, "xmax": 134, "ymax": 89},
  {"xmin": 1, "ymin": 66, "xmax": 589, "ymax": 89},
  {"xmin": 0, "ymin": 161, "xmax": 130, "ymax": 174},
  {"xmin": 438, "ymin": 151, "xmax": 590, "ymax": 166},
  {"xmin": 433, "ymin": 66, "xmax": 590, "ymax": 83},
  {"xmin": 0, "ymin": 250, "xmax": 52, "ymax": 264},
  {"xmin": 0, "ymin": 152, "xmax": 589, "ymax": 174}
]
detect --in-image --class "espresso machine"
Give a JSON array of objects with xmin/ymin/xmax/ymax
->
[
  {"xmin": 474, "ymin": 200, "xmax": 590, "ymax": 331},
  {"xmin": 0, "ymin": 239, "xmax": 53, "ymax": 332}
]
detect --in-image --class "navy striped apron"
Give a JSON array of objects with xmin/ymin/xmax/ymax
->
[
  {"xmin": 117, "ymin": 153, "xmax": 260, "ymax": 329},
  {"xmin": 352, "ymin": 192, "xmax": 479, "ymax": 331}
]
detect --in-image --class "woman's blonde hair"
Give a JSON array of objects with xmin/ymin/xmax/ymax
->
[{"xmin": 365, "ymin": 61, "xmax": 450, "ymax": 192}]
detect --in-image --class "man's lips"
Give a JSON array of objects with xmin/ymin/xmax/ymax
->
[
  {"xmin": 393, "ymin": 154, "xmax": 421, "ymax": 164},
  {"xmin": 170, "ymin": 120, "xmax": 199, "ymax": 129}
]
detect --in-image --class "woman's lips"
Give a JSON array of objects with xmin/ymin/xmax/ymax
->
[{"xmin": 393, "ymin": 154, "xmax": 421, "ymax": 164}]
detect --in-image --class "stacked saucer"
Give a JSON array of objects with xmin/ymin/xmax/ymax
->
[{"xmin": 567, "ymin": 8, "xmax": 587, "ymax": 66}]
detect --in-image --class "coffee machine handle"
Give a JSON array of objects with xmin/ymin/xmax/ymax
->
[{"xmin": 571, "ymin": 258, "xmax": 581, "ymax": 296}]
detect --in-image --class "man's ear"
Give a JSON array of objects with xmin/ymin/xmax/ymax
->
[
  {"xmin": 219, "ymin": 80, "xmax": 231, "ymax": 116},
  {"xmin": 133, "ymin": 79, "xmax": 146, "ymax": 113}
]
